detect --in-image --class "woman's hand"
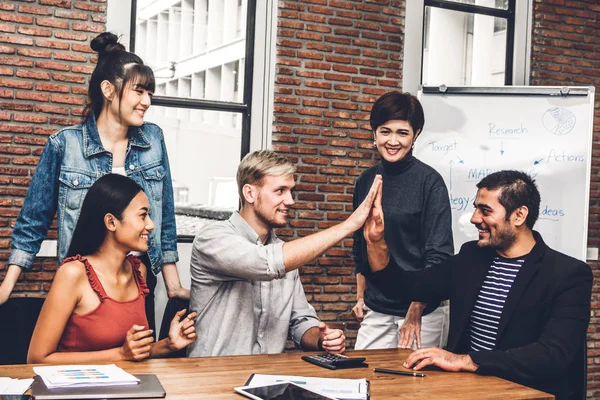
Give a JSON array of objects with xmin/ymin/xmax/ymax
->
[
  {"xmin": 352, "ymin": 298, "xmax": 367, "ymax": 322},
  {"xmin": 363, "ymin": 178, "xmax": 384, "ymax": 244},
  {"xmin": 120, "ymin": 325, "xmax": 154, "ymax": 361},
  {"xmin": 166, "ymin": 309, "xmax": 197, "ymax": 352},
  {"xmin": 0, "ymin": 265, "xmax": 23, "ymax": 306}
]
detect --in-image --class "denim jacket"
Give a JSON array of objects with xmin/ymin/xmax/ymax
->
[{"xmin": 8, "ymin": 116, "xmax": 178, "ymax": 275}]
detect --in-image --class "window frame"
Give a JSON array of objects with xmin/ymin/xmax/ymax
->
[
  {"xmin": 128, "ymin": 0, "xmax": 258, "ymax": 159},
  {"xmin": 403, "ymin": 0, "xmax": 533, "ymax": 93},
  {"xmin": 424, "ymin": 0, "xmax": 515, "ymax": 85}
]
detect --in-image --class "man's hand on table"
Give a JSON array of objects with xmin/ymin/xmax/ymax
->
[{"xmin": 403, "ymin": 347, "xmax": 479, "ymax": 372}]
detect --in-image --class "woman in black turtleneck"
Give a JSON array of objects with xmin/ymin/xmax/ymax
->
[{"xmin": 352, "ymin": 91, "xmax": 454, "ymax": 350}]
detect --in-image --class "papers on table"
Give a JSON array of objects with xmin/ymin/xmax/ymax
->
[
  {"xmin": 0, "ymin": 377, "xmax": 34, "ymax": 395},
  {"xmin": 33, "ymin": 364, "xmax": 139, "ymax": 389},
  {"xmin": 246, "ymin": 374, "xmax": 369, "ymax": 400}
]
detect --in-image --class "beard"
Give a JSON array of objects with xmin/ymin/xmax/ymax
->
[
  {"xmin": 255, "ymin": 194, "xmax": 288, "ymax": 229},
  {"xmin": 256, "ymin": 207, "xmax": 287, "ymax": 228},
  {"xmin": 477, "ymin": 222, "xmax": 517, "ymax": 251}
]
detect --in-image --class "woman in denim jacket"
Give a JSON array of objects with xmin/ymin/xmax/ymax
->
[{"xmin": 0, "ymin": 33, "xmax": 189, "ymax": 327}]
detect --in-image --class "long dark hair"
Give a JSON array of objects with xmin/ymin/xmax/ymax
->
[
  {"xmin": 83, "ymin": 32, "xmax": 156, "ymax": 120},
  {"xmin": 67, "ymin": 174, "xmax": 144, "ymax": 257}
]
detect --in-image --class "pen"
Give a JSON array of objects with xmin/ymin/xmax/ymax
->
[{"xmin": 373, "ymin": 368, "xmax": 427, "ymax": 377}]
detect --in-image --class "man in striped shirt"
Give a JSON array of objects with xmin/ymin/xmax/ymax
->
[{"xmin": 364, "ymin": 170, "xmax": 592, "ymax": 399}]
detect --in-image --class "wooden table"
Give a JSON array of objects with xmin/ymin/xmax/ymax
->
[{"xmin": 1, "ymin": 349, "xmax": 553, "ymax": 399}]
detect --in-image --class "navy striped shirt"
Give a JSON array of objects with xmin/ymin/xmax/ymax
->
[{"xmin": 469, "ymin": 256, "xmax": 525, "ymax": 351}]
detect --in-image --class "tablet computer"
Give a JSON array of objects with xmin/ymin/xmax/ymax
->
[{"xmin": 235, "ymin": 382, "xmax": 338, "ymax": 400}]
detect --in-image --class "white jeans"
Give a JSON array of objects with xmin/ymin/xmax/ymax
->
[{"xmin": 354, "ymin": 303, "xmax": 449, "ymax": 350}]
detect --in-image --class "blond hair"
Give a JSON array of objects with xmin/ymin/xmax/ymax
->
[{"xmin": 237, "ymin": 150, "xmax": 296, "ymax": 203}]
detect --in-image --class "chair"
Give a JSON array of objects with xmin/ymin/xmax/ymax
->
[
  {"xmin": 0, "ymin": 297, "xmax": 44, "ymax": 364},
  {"xmin": 568, "ymin": 333, "xmax": 587, "ymax": 400},
  {"xmin": 158, "ymin": 297, "xmax": 190, "ymax": 358}
]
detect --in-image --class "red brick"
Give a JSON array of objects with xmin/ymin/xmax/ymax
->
[
  {"xmin": 17, "ymin": 26, "xmax": 52, "ymax": 37},
  {"xmin": 0, "ymin": 21, "xmax": 14, "ymax": 32},
  {"xmin": 74, "ymin": 1, "xmax": 105, "ymax": 12},
  {"xmin": 0, "ymin": 35, "xmax": 33, "ymax": 46},
  {"xmin": 54, "ymin": 31, "xmax": 88, "ymax": 41},
  {"xmin": 35, "ymin": 103, "xmax": 69, "ymax": 114},
  {"xmin": 71, "ymin": 43, "xmax": 94, "ymax": 53},
  {"xmin": 0, "ymin": 89, "xmax": 13, "ymax": 98},
  {"xmin": 74, "ymin": 19, "xmax": 104, "ymax": 32},
  {"xmin": 39, "ymin": 0, "xmax": 72, "ymax": 8},
  {"xmin": 36, "ymin": 61, "xmax": 70, "ymax": 71},
  {"xmin": 34, "ymin": 126, "xmax": 56, "ymax": 135},
  {"xmin": 52, "ymin": 73, "xmax": 86, "ymax": 84},
  {"xmin": 71, "ymin": 86, "xmax": 87, "ymax": 95},
  {"xmin": 17, "ymin": 48, "xmax": 52, "ymax": 58},
  {"xmin": 18, "ymin": 5, "xmax": 52, "ymax": 15},
  {"xmin": 71, "ymin": 65, "xmax": 94, "ymax": 74},
  {"xmin": 50, "ymin": 94, "xmax": 84, "ymax": 105},
  {"xmin": 16, "ymin": 70, "xmax": 50, "ymax": 80},
  {"xmin": 53, "ymin": 52, "xmax": 87, "ymax": 62},
  {"xmin": 49, "ymin": 116, "xmax": 79, "ymax": 125},
  {"xmin": 0, "ymin": 78, "xmax": 33, "ymax": 89},
  {"xmin": 16, "ymin": 92, "xmax": 49, "ymax": 102},
  {"xmin": 0, "ymin": 13, "xmax": 34, "ymax": 24},
  {"xmin": 35, "ymin": 39, "xmax": 70, "ymax": 50},
  {"xmin": 36, "ymin": 82, "xmax": 70, "ymax": 93}
]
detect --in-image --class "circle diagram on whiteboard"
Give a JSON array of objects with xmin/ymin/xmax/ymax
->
[{"xmin": 542, "ymin": 107, "xmax": 576, "ymax": 135}]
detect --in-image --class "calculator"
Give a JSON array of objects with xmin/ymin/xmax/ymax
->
[{"xmin": 301, "ymin": 353, "xmax": 368, "ymax": 370}]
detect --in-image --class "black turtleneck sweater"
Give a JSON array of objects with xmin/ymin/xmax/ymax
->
[{"xmin": 353, "ymin": 152, "xmax": 454, "ymax": 317}]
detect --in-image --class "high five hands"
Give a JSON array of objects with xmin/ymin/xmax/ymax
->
[{"xmin": 364, "ymin": 175, "xmax": 384, "ymax": 244}]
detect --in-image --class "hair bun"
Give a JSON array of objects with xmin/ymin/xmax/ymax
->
[{"xmin": 91, "ymin": 32, "xmax": 125, "ymax": 57}]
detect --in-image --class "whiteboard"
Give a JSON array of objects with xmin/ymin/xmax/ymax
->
[{"xmin": 414, "ymin": 86, "xmax": 594, "ymax": 261}]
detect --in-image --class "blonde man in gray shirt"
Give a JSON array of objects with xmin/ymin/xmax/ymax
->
[{"xmin": 187, "ymin": 150, "xmax": 382, "ymax": 357}]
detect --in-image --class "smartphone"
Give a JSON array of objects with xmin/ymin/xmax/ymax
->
[{"xmin": 234, "ymin": 382, "xmax": 338, "ymax": 400}]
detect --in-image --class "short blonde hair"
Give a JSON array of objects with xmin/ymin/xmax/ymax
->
[{"xmin": 237, "ymin": 150, "xmax": 296, "ymax": 203}]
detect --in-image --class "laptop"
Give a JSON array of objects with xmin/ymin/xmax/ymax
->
[{"xmin": 31, "ymin": 374, "xmax": 166, "ymax": 399}]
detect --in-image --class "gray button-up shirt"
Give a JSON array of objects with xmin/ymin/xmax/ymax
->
[{"xmin": 187, "ymin": 211, "xmax": 320, "ymax": 357}]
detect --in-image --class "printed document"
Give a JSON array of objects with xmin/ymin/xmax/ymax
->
[{"xmin": 33, "ymin": 364, "xmax": 139, "ymax": 388}]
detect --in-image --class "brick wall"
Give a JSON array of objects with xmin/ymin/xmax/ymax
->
[
  {"xmin": 0, "ymin": 0, "xmax": 105, "ymax": 295},
  {"xmin": 529, "ymin": 1, "xmax": 600, "ymax": 397},
  {"xmin": 272, "ymin": 0, "xmax": 404, "ymax": 347}
]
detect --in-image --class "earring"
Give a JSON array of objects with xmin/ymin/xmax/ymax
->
[{"xmin": 373, "ymin": 140, "xmax": 376, "ymax": 146}]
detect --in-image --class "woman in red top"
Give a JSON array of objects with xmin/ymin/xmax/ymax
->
[{"xmin": 27, "ymin": 174, "xmax": 197, "ymax": 363}]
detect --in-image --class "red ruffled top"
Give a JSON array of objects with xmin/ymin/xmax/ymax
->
[{"xmin": 57, "ymin": 255, "xmax": 150, "ymax": 353}]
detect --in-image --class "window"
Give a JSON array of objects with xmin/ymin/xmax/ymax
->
[
  {"xmin": 108, "ymin": 0, "xmax": 278, "ymax": 217},
  {"xmin": 130, "ymin": 0, "xmax": 253, "ymax": 210},
  {"xmin": 402, "ymin": 0, "xmax": 532, "ymax": 92},
  {"xmin": 423, "ymin": 0, "xmax": 513, "ymax": 86}
]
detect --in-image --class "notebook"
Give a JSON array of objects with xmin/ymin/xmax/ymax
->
[{"xmin": 31, "ymin": 374, "xmax": 165, "ymax": 399}]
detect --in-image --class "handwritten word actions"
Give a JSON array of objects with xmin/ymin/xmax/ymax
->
[
  {"xmin": 545, "ymin": 149, "xmax": 584, "ymax": 163},
  {"xmin": 449, "ymin": 193, "xmax": 473, "ymax": 212},
  {"xmin": 488, "ymin": 123, "xmax": 528, "ymax": 137},
  {"xmin": 429, "ymin": 139, "xmax": 458, "ymax": 154},
  {"xmin": 540, "ymin": 205, "xmax": 565, "ymax": 220}
]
